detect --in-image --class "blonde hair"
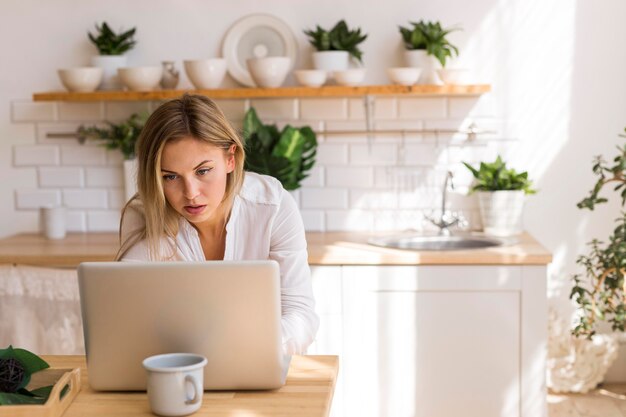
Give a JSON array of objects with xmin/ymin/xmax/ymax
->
[{"xmin": 115, "ymin": 94, "xmax": 245, "ymax": 260}]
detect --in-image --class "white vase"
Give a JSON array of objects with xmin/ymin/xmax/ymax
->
[
  {"xmin": 477, "ymin": 190, "xmax": 525, "ymax": 236},
  {"xmin": 312, "ymin": 51, "xmax": 350, "ymax": 78},
  {"xmin": 404, "ymin": 50, "xmax": 442, "ymax": 85},
  {"xmin": 91, "ymin": 55, "xmax": 128, "ymax": 90},
  {"xmin": 123, "ymin": 158, "xmax": 138, "ymax": 202}
]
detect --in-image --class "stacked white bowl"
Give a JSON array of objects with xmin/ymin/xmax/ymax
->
[
  {"xmin": 58, "ymin": 67, "xmax": 103, "ymax": 92},
  {"xmin": 184, "ymin": 59, "xmax": 227, "ymax": 89},
  {"xmin": 118, "ymin": 66, "xmax": 162, "ymax": 91}
]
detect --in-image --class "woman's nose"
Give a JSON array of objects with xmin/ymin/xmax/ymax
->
[{"xmin": 183, "ymin": 178, "xmax": 200, "ymax": 200}]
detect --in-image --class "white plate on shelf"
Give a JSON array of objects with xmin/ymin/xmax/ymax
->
[{"xmin": 222, "ymin": 14, "xmax": 297, "ymax": 87}]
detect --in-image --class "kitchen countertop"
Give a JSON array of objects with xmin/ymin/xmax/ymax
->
[
  {"xmin": 0, "ymin": 231, "xmax": 551, "ymax": 267},
  {"xmin": 38, "ymin": 355, "xmax": 338, "ymax": 417}
]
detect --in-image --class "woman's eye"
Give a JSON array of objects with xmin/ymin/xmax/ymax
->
[
  {"xmin": 162, "ymin": 174, "xmax": 177, "ymax": 181},
  {"xmin": 197, "ymin": 168, "xmax": 212, "ymax": 176}
]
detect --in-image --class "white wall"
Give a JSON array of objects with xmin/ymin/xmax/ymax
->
[{"xmin": 1, "ymin": 0, "xmax": 626, "ymax": 357}]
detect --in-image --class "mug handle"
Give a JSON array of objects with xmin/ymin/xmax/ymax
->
[{"xmin": 184, "ymin": 375, "xmax": 202, "ymax": 405}]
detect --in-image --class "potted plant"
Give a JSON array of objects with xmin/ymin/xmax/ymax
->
[
  {"xmin": 570, "ymin": 127, "xmax": 626, "ymax": 340},
  {"xmin": 88, "ymin": 22, "xmax": 137, "ymax": 90},
  {"xmin": 399, "ymin": 20, "xmax": 460, "ymax": 84},
  {"xmin": 304, "ymin": 20, "xmax": 368, "ymax": 72},
  {"xmin": 242, "ymin": 108, "xmax": 317, "ymax": 191},
  {"xmin": 78, "ymin": 113, "xmax": 147, "ymax": 201},
  {"xmin": 463, "ymin": 156, "xmax": 536, "ymax": 236}
]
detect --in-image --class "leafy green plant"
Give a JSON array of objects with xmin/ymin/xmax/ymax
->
[
  {"xmin": 304, "ymin": 20, "xmax": 368, "ymax": 63},
  {"xmin": 399, "ymin": 20, "xmax": 460, "ymax": 67},
  {"xmin": 243, "ymin": 108, "xmax": 317, "ymax": 190},
  {"xmin": 462, "ymin": 156, "xmax": 537, "ymax": 194},
  {"xmin": 88, "ymin": 22, "xmax": 137, "ymax": 55},
  {"xmin": 570, "ymin": 127, "xmax": 626, "ymax": 339},
  {"xmin": 78, "ymin": 113, "xmax": 147, "ymax": 160},
  {"xmin": 0, "ymin": 345, "xmax": 66, "ymax": 405}
]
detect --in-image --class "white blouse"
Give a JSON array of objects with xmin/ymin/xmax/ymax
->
[{"xmin": 120, "ymin": 172, "xmax": 319, "ymax": 355}]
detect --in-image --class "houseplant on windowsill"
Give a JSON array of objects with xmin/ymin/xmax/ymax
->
[
  {"xmin": 242, "ymin": 108, "xmax": 317, "ymax": 191},
  {"xmin": 463, "ymin": 156, "xmax": 536, "ymax": 236},
  {"xmin": 399, "ymin": 20, "xmax": 460, "ymax": 84},
  {"xmin": 304, "ymin": 20, "xmax": 368, "ymax": 73},
  {"xmin": 78, "ymin": 113, "xmax": 147, "ymax": 201},
  {"xmin": 88, "ymin": 22, "xmax": 137, "ymax": 90}
]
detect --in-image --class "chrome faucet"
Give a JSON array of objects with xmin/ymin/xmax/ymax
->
[{"xmin": 426, "ymin": 171, "xmax": 465, "ymax": 236}]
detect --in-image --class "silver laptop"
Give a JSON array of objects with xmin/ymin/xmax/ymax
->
[{"xmin": 77, "ymin": 261, "xmax": 290, "ymax": 391}]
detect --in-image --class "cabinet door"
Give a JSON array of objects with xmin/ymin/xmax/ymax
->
[
  {"xmin": 342, "ymin": 266, "xmax": 520, "ymax": 417},
  {"xmin": 309, "ymin": 266, "xmax": 344, "ymax": 417}
]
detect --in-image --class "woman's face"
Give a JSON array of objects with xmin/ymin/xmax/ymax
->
[{"xmin": 160, "ymin": 136, "xmax": 235, "ymax": 227}]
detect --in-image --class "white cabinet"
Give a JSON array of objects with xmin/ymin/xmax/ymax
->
[{"xmin": 310, "ymin": 265, "xmax": 547, "ymax": 417}]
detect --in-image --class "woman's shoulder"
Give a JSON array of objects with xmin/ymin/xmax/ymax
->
[{"xmin": 238, "ymin": 172, "xmax": 284, "ymax": 206}]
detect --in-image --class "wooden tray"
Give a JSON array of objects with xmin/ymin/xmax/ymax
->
[{"xmin": 0, "ymin": 368, "xmax": 81, "ymax": 417}]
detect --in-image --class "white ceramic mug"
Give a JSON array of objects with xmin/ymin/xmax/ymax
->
[
  {"xmin": 142, "ymin": 353, "xmax": 208, "ymax": 417},
  {"xmin": 40, "ymin": 205, "xmax": 66, "ymax": 240}
]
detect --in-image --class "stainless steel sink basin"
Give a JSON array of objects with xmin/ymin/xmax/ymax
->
[{"xmin": 368, "ymin": 234, "xmax": 509, "ymax": 251}]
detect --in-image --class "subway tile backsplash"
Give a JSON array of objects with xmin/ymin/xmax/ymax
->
[{"xmin": 11, "ymin": 96, "xmax": 506, "ymax": 233}]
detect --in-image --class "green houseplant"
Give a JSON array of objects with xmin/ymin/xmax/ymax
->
[
  {"xmin": 78, "ymin": 113, "xmax": 147, "ymax": 201},
  {"xmin": 570, "ymin": 127, "xmax": 626, "ymax": 339},
  {"xmin": 399, "ymin": 20, "xmax": 460, "ymax": 67},
  {"xmin": 304, "ymin": 20, "xmax": 368, "ymax": 71},
  {"xmin": 400, "ymin": 20, "xmax": 460, "ymax": 84},
  {"xmin": 88, "ymin": 22, "xmax": 136, "ymax": 55},
  {"xmin": 242, "ymin": 108, "xmax": 317, "ymax": 191},
  {"xmin": 463, "ymin": 156, "xmax": 536, "ymax": 236},
  {"xmin": 88, "ymin": 21, "xmax": 138, "ymax": 90}
]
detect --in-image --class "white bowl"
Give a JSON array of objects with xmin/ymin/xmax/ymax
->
[
  {"xmin": 118, "ymin": 66, "xmax": 163, "ymax": 91},
  {"xmin": 184, "ymin": 58, "xmax": 227, "ymax": 89},
  {"xmin": 437, "ymin": 68, "xmax": 471, "ymax": 85},
  {"xmin": 246, "ymin": 57, "xmax": 291, "ymax": 88},
  {"xmin": 294, "ymin": 69, "xmax": 327, "ymax": 87},
  {"xmin": 387, "ymin": 67, "xmax": 422, "ymax": 86},
  {"xmin": 58, "ymin": 67, "xmax": 103, "ymax": 92},
  {"xmin": 333, "ymin": 68, "xmax": 366, "ymax": 86}
]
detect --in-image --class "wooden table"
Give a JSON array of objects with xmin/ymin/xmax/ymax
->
[{"xmin": 43, "ymin": 355, "xmax": 338, "ymax": 417}]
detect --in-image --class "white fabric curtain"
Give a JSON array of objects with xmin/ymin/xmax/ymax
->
[{"xmin": 0, "ymin": 265, "xmax": 84, "ymax": 355}]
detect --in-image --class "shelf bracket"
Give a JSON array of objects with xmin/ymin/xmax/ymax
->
[{"xmin": 364, "ymin": 95, "xmax": 375, "ymax": 151}]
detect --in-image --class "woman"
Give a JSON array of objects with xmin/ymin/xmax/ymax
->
[{"xmin": 116, "ymin": 94, "xmax": 319, "ymax": 355}]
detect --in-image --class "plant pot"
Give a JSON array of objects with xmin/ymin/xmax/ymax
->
[
  {"xmin": 312, "ymin": 51, "xmax": 350, "ymax": 77},
  {"xmin": 124, "ymin": 158, "xmax": 138, "ymax": 202},
  {"xmin": 404, "ymin": 50, "xmax": 442, "ymax": 85},
  {"xmin": 477, "ymin": 190, "xmax": 525, "ymax": 236},
  {"xmin": 91, "ymin": 55, "xmax": 127, "ymax": 90}
]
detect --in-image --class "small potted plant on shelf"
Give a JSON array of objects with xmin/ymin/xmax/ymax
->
[
  {"xmin": 399, "ymin": 20, "xmax": 460, "ymax": 84},
  {"xmin": 88, "ymin": 21, "xmax": 137, "ymax": 90},
  {"xmin": 463, "ymin": 155, "xmax": 536, "ymax": 236},
  {"xmin": 304, "ymin": 20, "xmax": 368, "ymax": 73},
  {"xmin": 242, "ymin": 108, "xmax": 317, "ymax": 191},
  {"xmin": 78, "ymin": 113, "xmax": 147, "ymax": 201}
]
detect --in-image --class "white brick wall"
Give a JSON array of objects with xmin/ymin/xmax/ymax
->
[{"xmin": 11, "ymin": 95, "xmax": 504, "ymax": 233}]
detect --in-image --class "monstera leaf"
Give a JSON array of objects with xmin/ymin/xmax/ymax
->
[{"xmin": 243, "ymin": 108, "xmax": 317, "ymax": 190}]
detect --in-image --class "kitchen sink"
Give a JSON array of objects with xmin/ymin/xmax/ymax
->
[{"xmin": 368, "ymin": 234, "xmax": 510, "ymax": 251}]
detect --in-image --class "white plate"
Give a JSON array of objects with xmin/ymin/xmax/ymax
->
[{"xmin": 222, "ymin": 14, "xmax": 297, "ymax": 87}]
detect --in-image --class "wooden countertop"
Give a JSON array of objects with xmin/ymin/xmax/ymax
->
[
  {"xmin": 0, "ymin": 231, "xmax": 552, "ymax": 267},
  {"xmin": 40, "ymin": 355, "xmax": 338, "ymax": 417}
]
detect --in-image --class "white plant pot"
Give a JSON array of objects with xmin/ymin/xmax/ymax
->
[
  {"xmin": 91, "ymin": 55, "xmax": 128, "ymax": 90},
  {"xmin": 123, "ymin": 158, "xmax": 138, "ymax": 202},
  {"xmin": 312, "ymin": 51, "xmax": 350, "ymax": 77},
  {"xmin": 404, "ymin": 50, "xmax": 442, "ymax": 85},
  {"xmin": 477, "ymin": 190, "xmax": 525, "ymax": 237}
]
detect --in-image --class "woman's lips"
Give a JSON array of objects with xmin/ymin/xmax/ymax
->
[{"xmin": 184, "ymin": 205, "xmax": 206, "ymax": 215}]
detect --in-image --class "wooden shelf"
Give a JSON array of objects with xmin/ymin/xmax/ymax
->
[{"xmin": 33, "ymin": 84, "xmax": 491, "ymax": 102}]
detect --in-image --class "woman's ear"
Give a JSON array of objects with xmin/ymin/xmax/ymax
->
[{"xmin": 226, "ymin": 144, "xmax": 236, "ymax": 173}]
